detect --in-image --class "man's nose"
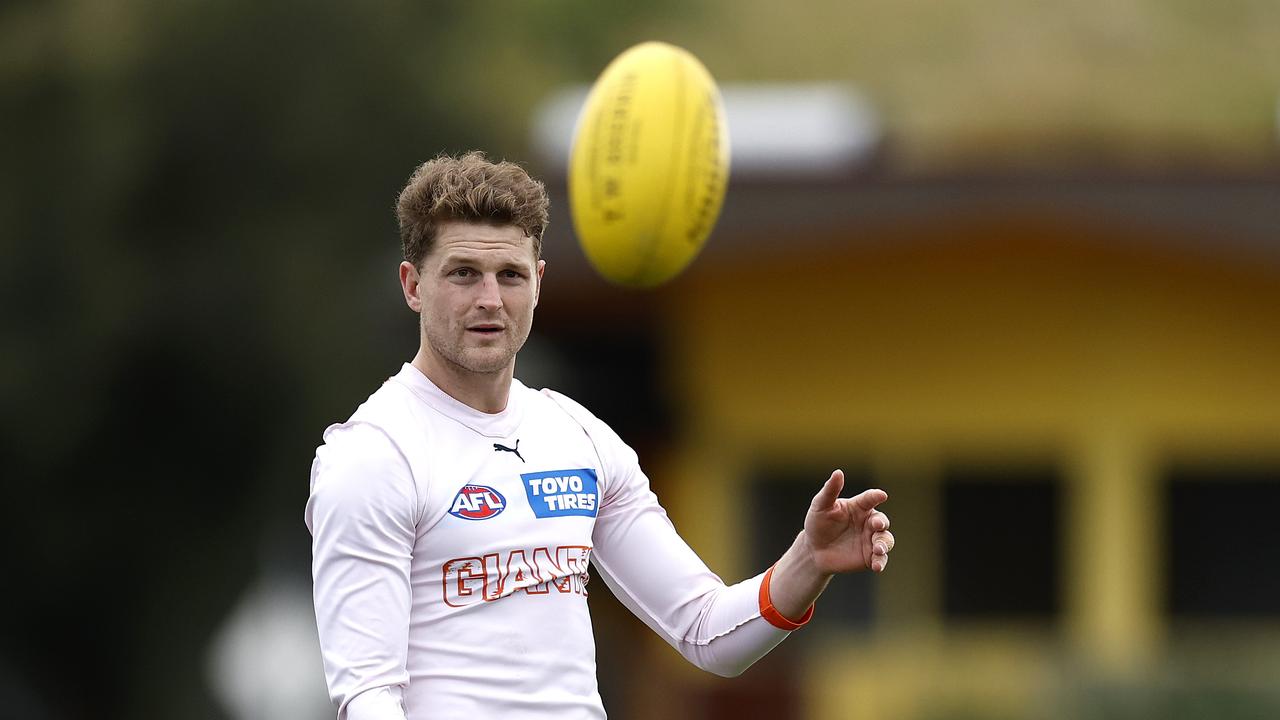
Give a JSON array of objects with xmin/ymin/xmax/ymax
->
[{"xmin": 475, "ymin": 274, "xmax": 503, "ymax": 311}]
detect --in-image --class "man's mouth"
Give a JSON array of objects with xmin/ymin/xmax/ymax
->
[{"xmin": 467, "ymin": 324, "xmax": 504, "ymax": 335}]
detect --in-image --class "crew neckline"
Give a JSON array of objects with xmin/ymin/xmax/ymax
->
[{"xmin": 391, "ymin": 363, "xmax": 526, "ymax": 439}]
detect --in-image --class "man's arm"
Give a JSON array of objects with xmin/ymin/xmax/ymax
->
[
  {"xmin": 548, "ymin": 388, "xmax": 895, "ymax": 675},
  {"xmin": 592, "ymin": 465, "xmax": 893, "ymax": 675},
  {"xmin": 306, "ymin": 423, "xmax": 416, "ymax": 720},
  {"xmin": 590, "ymin": 472, "xmax": 792, "ymax": 677}
]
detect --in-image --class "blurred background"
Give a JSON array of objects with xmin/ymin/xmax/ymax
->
[{"xmin": 3, "ymin": 1, "xmax": 1279, "ymax": 718}]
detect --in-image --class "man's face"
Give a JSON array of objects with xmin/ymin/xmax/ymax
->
[{"xmin": 401, "ymin": 221, "xmax": 545, "ymax": 377}]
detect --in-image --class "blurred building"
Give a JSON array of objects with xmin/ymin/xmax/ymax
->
[{"xmin": 532, "ymin": 89, "xmax": 1280, "ymax": 720}]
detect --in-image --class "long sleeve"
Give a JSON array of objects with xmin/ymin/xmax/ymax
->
[
  {"xmin": 306, "ymin": 422, "xmax": 417, "ymax": 720},
  {"xmin": 547, "ymin": 393, "xmax": 794, "ymax": 677},
  {"xmin": 591, "ymin": 451, "xmax": 791, "ymax": 677}
]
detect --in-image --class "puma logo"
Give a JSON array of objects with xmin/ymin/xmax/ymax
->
[{"xmin": 493, "ymin": 440, "xmax": 525, "ymax": 463}]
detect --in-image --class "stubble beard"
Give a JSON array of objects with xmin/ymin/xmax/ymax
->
[{"xmin": 422, "ymin": 315, "xmax": 527, "ymax": 376}]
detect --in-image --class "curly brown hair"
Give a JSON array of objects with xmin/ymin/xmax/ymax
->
[{"xmin": 395, "ymin": 151, "xmax": 550, "ymax": 268}]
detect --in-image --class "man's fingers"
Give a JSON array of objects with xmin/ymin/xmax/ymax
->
[
  {"xmin": 810, "ymin": 469, "xmax": 845, "ymax": 511},
  {"xmin": 871, "ymin": 552, "xmax": 889, "ymax": 573},
  {"xmin": 871, "ymin": 529, "xmax": 894, "ymax": 573},
  {"xmin": 869, "ymin": 510, "xmax": 890, "ymax": 532},
  {"xmin": 872, "ymin": 530, "xmax": 895, "ymax": 555},
  {"xmin": 851, "ymin": 488, "xmax": 889, "ymax": 513}
]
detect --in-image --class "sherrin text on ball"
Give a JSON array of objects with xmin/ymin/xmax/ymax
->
[{"xmin": 569, "ymin": 41, "xmax": 730, "ymax": 287}]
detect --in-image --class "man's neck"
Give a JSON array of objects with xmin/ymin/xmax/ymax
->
[{"xmin": 411, "ymin": 348, "xmax": 512, "ymax": 414}]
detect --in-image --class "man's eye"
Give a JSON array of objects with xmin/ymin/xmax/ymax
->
[
  {"xmin": 501, "ymin": 270, "xmax": 524, "ymax": 279},
  {"xmin": 452, "ymin": 268, "xmax": 474, "ymax": 278}
]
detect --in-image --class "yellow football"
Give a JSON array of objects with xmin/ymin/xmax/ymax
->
[{"xmin": 568, "ymin": 41, "xmax": 729, "ymax": 287}]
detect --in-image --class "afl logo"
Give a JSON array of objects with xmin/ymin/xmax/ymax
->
[{"xmin": 448, "ymin": 484, "xmax": 507, "ymax": 521}]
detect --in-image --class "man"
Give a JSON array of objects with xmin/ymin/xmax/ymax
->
[{"xmin": 306, "ymin": 152, "xmax": 894, "ymax": 720}]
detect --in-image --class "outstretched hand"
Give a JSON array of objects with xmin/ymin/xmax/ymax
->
[{"xmin": 803, "ymin": 469, "xmax": 894, "ymax": 574}]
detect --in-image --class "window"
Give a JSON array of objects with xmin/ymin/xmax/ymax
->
[
  {"xmin": 1166, "ymin": 464, "xmax": 1280, "ymax": 617},
  {"xmin": 941, "ymin": 463, "xmax": 1061, "ymax": 619},
  {"xmin": 523, "ymin": 326, "xmax": 672, "ymax": 444}
]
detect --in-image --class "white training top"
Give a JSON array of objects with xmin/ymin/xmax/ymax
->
[{"xmin": 306, "ymin": 364, "xmax": 797, "ymax": 720}]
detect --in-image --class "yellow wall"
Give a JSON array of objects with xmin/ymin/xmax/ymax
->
[{"xmin": 657, "ymin": 215, "xmax": 1280, "ymax": 718}]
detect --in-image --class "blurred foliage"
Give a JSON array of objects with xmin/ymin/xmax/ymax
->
[
  {"xmin": 919, "ymin": 688, "xmax": 1280, "ymax": 720},
  {"xmin": 1072, "ymin": 686, "xmax": 1280, "ymax": 720},
  {"xmin": 681, "ymin": 0, "xmax": 1280, "ymax": 170},
  {"xmin": 0, "ymin": 1, "xmax": 686, "ymax": 718}
]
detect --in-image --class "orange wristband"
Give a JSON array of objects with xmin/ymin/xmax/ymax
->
[{"xmin": 758, "ymin": 565, "xmax": 815, "ymax": 631}]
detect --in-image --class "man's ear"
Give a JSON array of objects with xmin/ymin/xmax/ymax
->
[
  {"xmin": 399, "ymin": 261, "xmax": 423, "ymax": 312},
  {"xmin": 533, "ymin": 259, "xmax": 546, "ymax": 307}
]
